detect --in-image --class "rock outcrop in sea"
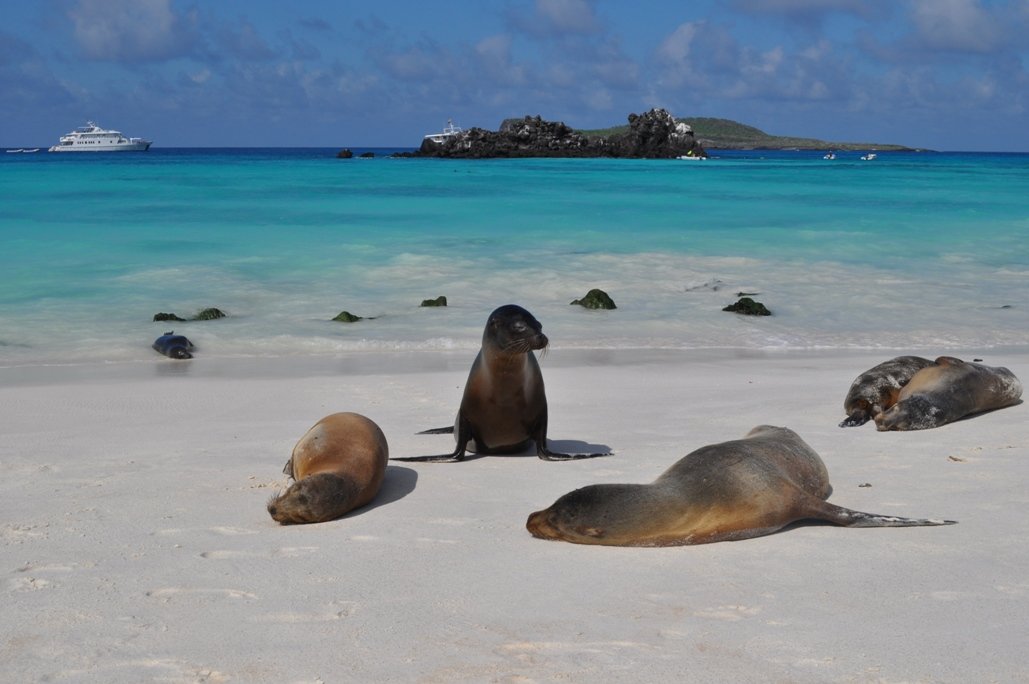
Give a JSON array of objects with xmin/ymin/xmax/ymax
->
[
  {"xmin": 571, "ymin": 289, "xmax": 617, "ymax": 309},
  {"xmin": 413, "ymin": 109, "xmax": 706, "ymax": 159},
  {"xmin": 723, "ymin": 297, "xmax": 772, "ymax": 316}
]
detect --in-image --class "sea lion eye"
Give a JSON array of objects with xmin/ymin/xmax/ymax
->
[{"xmin": 512, "ymin": 322, "xmax": 527, "ymax": 333}]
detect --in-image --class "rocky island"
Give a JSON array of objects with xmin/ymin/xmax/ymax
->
[{"xmin": 412, "ymin": 108, "xmax": 707, "ymax": 159}]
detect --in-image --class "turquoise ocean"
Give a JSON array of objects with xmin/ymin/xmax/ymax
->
[{"xmin": 1, "ymin": 148, "xmax": 1027, "ymax": 368}]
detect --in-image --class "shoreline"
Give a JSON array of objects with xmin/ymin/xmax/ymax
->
[{"xmin": 5, "ymin": 343, "xmax": 1029, "ymax": 387}]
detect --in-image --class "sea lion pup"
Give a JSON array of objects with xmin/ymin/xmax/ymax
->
[
  {"xmin": 394, "ymin": 304, "xmax": 609, "ymax": 463},
  {"xmin": 267, "ymin": 412, "xmax": 388, "ymax": 524},
  {"xmin": 152, "ymin": 331, "xmax": 195, "ymax": 359},
  {"xmin": 527, "ymin": 425, "xmax": 954, "ymax": 547},
  {"xmin": 874, "ymin": 357, "xmax": 1022, "ymax": 431},
  {"xmin": 839, "ymin": 355, "xmax": 935, "ymax": 427}
]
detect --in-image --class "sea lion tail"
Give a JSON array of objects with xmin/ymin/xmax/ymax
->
[
  {"xmin": 809, "ymin": 500, "xmax": 956, "ymax": 527},
  {"xmin": 267, "ymin": 473, "xmax": 361, "ymax": 525},
  {"xmin": 417, "ymin": 426, "xmax": 455, "ymax": 435}
]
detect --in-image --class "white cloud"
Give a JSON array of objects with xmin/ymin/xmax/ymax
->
[
  {"xmin": 534, "ymin": 0, "xmax": 601, "ymax": 34},
  {"xmin": 909, "ymin": 0, "xmax": 1004, "ymax": 53},
  {"xmin": 657, "ymin": 23, "xmax": 700, "ymax": 65},
  {"xmin": 69, "ymin": 0, "xmax": 195, "ymax": 62}
]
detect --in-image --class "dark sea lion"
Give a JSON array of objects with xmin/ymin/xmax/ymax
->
[
  {"xmin": 526, "ymin": 425, "xmax": 954, "ymax": 547},
  {"xmin": 839, "ymin": 355, "xmax": 935, "ymax": 427},
  {"xmin": 152, "ymin": 331, "xmax": 195, "ymax": 359},
  {"xmin": 267, "ymin": 412, "xmax": 389, "ymax": 524},
  {"xmin": 394, "ymin": 304, "xmax": 609, "ymax": 462},
  {"xmin": 874, "ymin": 356, "xmax": 1022, "ymax": 431}
]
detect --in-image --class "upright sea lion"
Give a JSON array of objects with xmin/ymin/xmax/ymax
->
[
  {"xmin": 267, "ymin": 412, "xmax": 389, "ymax": 524},
  {"xmin": 874, "ymin": 356, "xmax": 1022, "ymax": 431},
  {"xmin": 152, "ymin": 331, "xmax": 195, "ymax": 359},
  {"xmin": 839, "ymin": 355, "xmax": 935, "ymax": 427},
  {"xmin": 527, "ymin": 425, "xmax": 953, "ymax": 547},
  {"xmin": 394, "ymin": 304, "xmax": 609, "ymax": 462}
]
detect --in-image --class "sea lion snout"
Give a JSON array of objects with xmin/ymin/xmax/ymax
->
[
  {"xmin": 169, "ymin": 346, "xmax": 193, "ymax": 359},
  {"xmin": 526, "ymin": 509, "xmax": 556, "ymax": 539}
]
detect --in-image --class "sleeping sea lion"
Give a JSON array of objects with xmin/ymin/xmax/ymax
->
[
  {"xmin": 527, "ymin": 425, "xmax": 953, "ymax": 547},
  {"xmin": 152, "ymin": 331, "xmax": 195, "ymax": 359},
  {"xmin": 874, "ymin": 356, "xmax": 1022, "ymax": 431},
  {"xmin": 839, "ymin": 355, "xmax": 935, "ymax": 427},
  {"xmin": 267, "ymin": 412, "xmax": 389, "ymax": 524},
  {"xmin": 394, "ymin": 304, "xmax": 609, "ymax": 462}
]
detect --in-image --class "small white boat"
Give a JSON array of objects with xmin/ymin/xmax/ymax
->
[
  {"xmin": 423, "ymin": 119, "xmax": 463, "ymax": 144},
  {"xmin": 48, "ymin": 121, "xmax": 151, "ymax": 152},
  {"xmin": 860, "ymin": 153, "xmax": 877, "ymax": 161},
  {"xmin": 6, "ymin": 149, "xmax": 23, "ymax": 153},
  {"xmin": 5, "ymin": 148, "xmax": 40, "ymax": 153},
  {"xmin": 823, "ymin": 152, "xmax": 836, "ymax": 160}
]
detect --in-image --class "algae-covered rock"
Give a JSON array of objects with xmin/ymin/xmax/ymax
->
[
  {"xmin": 153, "ymin": 312, "xmax": 187, "ymax": 322},
  {"xmin": 193, "ymin": 308, "xmax": 227, "ymax": 321},
  {"xmin": 420, "ymin": 296, "xmax": 448, "ymax": 307},
  {"xmin": 723, "ymin": 297, "xmax": 771, "ymax": 316},
  {"xmin": 332, "ymin": 311, "xmax": 363, "ymax": 323},
  {"xmin": 570, "ymin": 288, "xmax": 617, "ymax": 310}
]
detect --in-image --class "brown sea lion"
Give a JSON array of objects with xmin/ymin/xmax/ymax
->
[
  {"xmin": 526, "ymin": 425, "xmax": 953, "ymax": 547},
  {"xmin": 394, "ymin": 304, "xmax": 609, "ymax": 462},
  {"xmin": 267, "ymin": 412, "xmax": 388, "ymax": 524},
  {"xmin": 839, "ymin": 355, "xmax": 935, "ymax": 427},
  {"xmin": 874, "ymin": 356, "xmax": 1022, "ymax": 431}
]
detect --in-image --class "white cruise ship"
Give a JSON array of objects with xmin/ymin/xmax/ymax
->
[
  {"xmin": 48, "ymin": 121, "xmax": 152, "ymax": 152},
  {"xmin": 423, "ymin": 119, "xmax": 463, "ymax": 144}
]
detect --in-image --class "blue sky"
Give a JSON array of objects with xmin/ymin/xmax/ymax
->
[{"xmin": 4, "ymin": 0, "xmax": 1027, "ymax": 150}]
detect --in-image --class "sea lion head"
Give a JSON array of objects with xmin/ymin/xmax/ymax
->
[
  {"xmin": 874, "ymin": 396, "xmax": 940, "ymax": 431},
  {"xmin": 527, "ymin": 484, "xmax": 648, "ymax": 545},
  {"xmin": 167, "ymin": 345, "xmax": 193, "ymax": 359},
  {"xmin": 485, "ymin": 304, "xmax": 548, "ymax": 354}
]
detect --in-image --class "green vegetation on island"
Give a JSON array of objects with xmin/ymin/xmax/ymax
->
[{"xmin": 579, "ymin": 117, "xmax": 915, "ymax": 151}]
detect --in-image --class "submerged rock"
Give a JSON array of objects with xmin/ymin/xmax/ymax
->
[
  {"xmin": 193, "ymin": 308, "xmax": 227, "ymax": 321},
  {"xmin": 153, "ymin": 312, "xmax": 187, "ymax": 322},
  {"xmin": 420, "ymin": 296, "xmax": 448, "ymax": 307},
  {"xmin": 571, "ymin": 288, "xmax": 617, "ymax": 309},
  {"xmin": 723, "ymin": 297, "xmax": 771, "ymax": 316}
]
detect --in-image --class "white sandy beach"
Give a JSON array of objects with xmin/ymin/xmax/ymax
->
[{"xmin": 2, "ymin": 348, "xmax": 1027, "ymax": 683}]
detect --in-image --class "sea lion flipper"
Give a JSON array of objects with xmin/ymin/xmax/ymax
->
[
  {"xmin": 838, "ymin": 410, "xmax": 870, "ymax": 428},
  {"xmin": 390, "ymin": 453, "xmax": 465, "ymax": 463},
  {"xmin": 808, "ymin": 500, "xmax": 956, "ymax": 527},
  {"xmin": 537, "ymin": 444, "xmax": 612, "ymax": 461},
  {"xmin": 394, "ymin": 416, "xmax": 469, "ymax": 462},
  {"xmin": 532, "ymin": 411, "xmax": 611, "ymax": 460},
  {"xmin": 281, "ymin": 456, "xmax": 295, "ymax": 479},
  {"xmin": 417, "ymin": 426, "xmax": 455, "ymax": 435}
]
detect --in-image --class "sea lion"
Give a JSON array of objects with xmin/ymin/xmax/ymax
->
[
  {"xmin": 267, "ymin": 412, "xmax": 389, "ymax": 524},
  {"xmin": 152, "ymin": 331, "xmax": 195, "ymax": 359},
  {"xmin": 526, "ymin": 425, "xmax": 954, "ymax": 547},
  {"xmin": 874, "ymin": 356, "xmax": 1022, "ymax": 431},
  {"xmin": 394, "ymin": 304, "xmax": 609, "ymax": 462},
  {"xmin": 839, "ymin": 355, "xmax": 935, "ymax": 427}
]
